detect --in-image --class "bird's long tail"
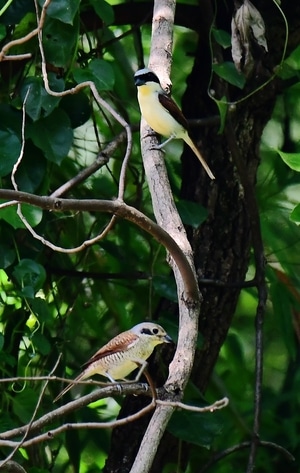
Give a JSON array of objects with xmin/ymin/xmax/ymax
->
[
  {"xmin": 53, "ymin": 372, "xmax": 85, "ymax": 403},
  {"xmin": 184, "ymin": 134, "xmax": 215, "ymax": 180}
]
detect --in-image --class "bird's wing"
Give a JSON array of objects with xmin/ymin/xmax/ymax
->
[
  {"xmin": 158, "ymin": 92, "xmax": 189, "ymax": 130},
  {"xmin": 82, "ymin": 331, "xmax": 139, "ymax": 368}
]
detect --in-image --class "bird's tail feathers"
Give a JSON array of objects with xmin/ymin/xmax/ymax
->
[
  {"xmin": 184, "ymin": 135, "xmax": 215, "ymax": 180},
  {"xmin": 53, "ymin": 373, "xmax": 84, "ymax": 403}
]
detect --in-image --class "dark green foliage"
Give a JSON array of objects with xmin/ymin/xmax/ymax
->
[{"xmin": 0, "ymin": 0, "xmax": 299, "ymax": 472}]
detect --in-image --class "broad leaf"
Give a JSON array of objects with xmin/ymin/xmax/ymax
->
[
  {"xmin": 0, "ymin": 244, "xmax": 16, "ymax": 269},
  {"xmin": 0, "ymin": 203, "xmax": 43, "ymax": 229},
  {"xmin": 27, "ymin": 109, "xmax": 73, "ymax": 164},
  {"xmin": 276, "ymin": 150, "xmax": 300, "ymax": 171},
  {"xmin": 43, "ymin": 17, "xmax": 78, "ymax": 67},
  {"xmin": 20, "ymin": 75, "xmax": 64, "ymax": 121},
  {"xmin": 168, "ymin": 408, "xmax": 223, "ymax": 448},
  {"xmin": 290, "ymin": 204, "xmax": 300, "ymax": 224},
  {"xmin": 0, "ymin": 129, "xmax": 21, "ymax": 176},
  {"xmin": 90, "ymin": 0, "xmax": 114, "ymax": 24},
  {"xmin": 212, "ymin": 28, "xmax": 231, "ymax": 48},
  {"xmin": 213, "ymin": 62, "xmax": 246, "ymax": 89},
  {"xmin": 176, "ymin": 199, "xmax": 208, "ymax": 228},
  {"xmin": 13, "ymin": 259, "xmax": 46, "ymax": 294},
  {"xmin": 73, "ymin": 59, "xmax": 115, "ymax": 91},
  {"xmin": 38, "ymin": 0, "xmax": 80, "ymax": 24}
]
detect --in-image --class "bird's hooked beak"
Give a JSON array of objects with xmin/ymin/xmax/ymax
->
[
  {"xmin": 164, "ymin": 334, "xmax": 173, "ymax": 343},
  {"xmin": 134, "ymin": 76, "xmax": 145, "ymax": 87}
]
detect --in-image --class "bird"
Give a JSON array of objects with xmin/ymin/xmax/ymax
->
[
  {"xmin": 134, "ymin": 67, "xmax": 215, "ymax": 180},
  {"xmin": 54, "ymin": 322, "xmax": 172, "ymax": 402}
]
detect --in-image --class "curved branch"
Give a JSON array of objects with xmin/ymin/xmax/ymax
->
[{"xmin": 0, "ymin": 190, "xmax": 198, "ymax": 301}]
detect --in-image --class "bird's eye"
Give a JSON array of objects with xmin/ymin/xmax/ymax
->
[{"xmin": 152, "ymin": 328, "xmax": 159, "ymax": 335}]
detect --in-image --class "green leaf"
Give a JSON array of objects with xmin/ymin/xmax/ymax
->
[
  {"xmin": 275, "ymin": 150, "xmax": 300, "ymax": 171},
  {"xmin": 176, "ymin": 199, "xmax": 208, "ymax": 228},
  {"xmin": 0, "ymin": 129, "xmax": 21, "ymax": 177},
  {"xmin": 282, "ymin": 45, "xmax": 300, "ymax": 72},
  {"xmin": 15, "ymin": 144, "xmax": 47, "ymax": 193},
  {"xmin": 13, "ymin": 259, "xmax": 46, "ymax": 294},
  {"xmin": 290, "ymin": 204, "xmax": 300, "ymax": 224},
  {"xmin": 60, "ymin": 90, "xmax": 91, "ymax": 128},
  {"xmin": 20, "ymin": 74, "xmax": 64, "ymax": 121},
  {"xmin": 38, "ymin": 0, "xmax": 80, "ymax": 24},
  {"xmin": 1, "ymin": 0, "xmax": 35, "ymax": 24},
  {"xmin": 0, "ymin": 202, "xmax": 43, "ymax": 229},
  {"xmin": 73, "ymin": 59, "xmax": 115, "ymax": 91},
  {"xmin": 90, "ymin": 0, "xmax": 114, "ymax": 24},
  {"xmin": 214, "ymin": 97, "xmax": 228, "ymax": 133},
  {"xmin": 213, "ymin": 62, "xmax": 246, "ymax": 89},
  {"xmin": 43, "ymin": 17, "xmax": 78, "ymax": 67},
  {"xmin": 0, "ymin": 104, "xmax": 22, "ymax": 134},
  {"xmin": 12, "ymin": 388, "xmax": 39, "ymax": 423},
  {"xmin": 7, "ymin": 13, "xmax": 37, "ymax": 57},
  {"xmin": 32, "ymin": 332, "xmax": 51, "ymax": 355},
  {"xmin": 27, "ymin": 109, "xmax": 73, "ymax": 164},
  {"xmin": 0, "ymin": 244, "xmax": 16, "ymax": 268},
  {"xmin": 152, "ymin": 275, "xmax": 177, "ymax": 303},
  {"xmin": 0, "ymin": 332, "xmax": 4, "ymax": 351},
  {"xmin": 168, "ymin": 408, "xmax": 223, "ymax": 448},
  {"xmin": 212, "ymin": 28, "xmax": 231, "ymax": 48},
  {"xmin": 30, "ymin": 298, "xmax": 52, "ymax": 323}
]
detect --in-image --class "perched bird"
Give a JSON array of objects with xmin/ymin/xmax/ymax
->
[
  {"xmin": 54, "ymin": 322, "xmax": 172, "ymax": 402},
  {"xmin": 134, "ymin": 68, "xmax": 215, "ymax": 180}
]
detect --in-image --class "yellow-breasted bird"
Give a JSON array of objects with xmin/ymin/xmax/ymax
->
[{"xmin": 134, "ymin": 67, "xmax": 215, "ymax": 180}]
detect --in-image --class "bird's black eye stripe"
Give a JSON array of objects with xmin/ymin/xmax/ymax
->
[
  {"xmin": 140, "ymin": 327, "xmax": 162, "ymax": 335},
  {"xmin": 144, "ymin": 72, "xmax": 160, "ymax": 84},
  {"xmin": 135, "ymin": 71, "xmax": 160, "ymax": 84},
  {"xmin": 140, "ymin": 328, "xmax": 153, "ymax": 335}
]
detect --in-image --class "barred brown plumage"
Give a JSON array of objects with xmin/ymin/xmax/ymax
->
[{"xmin": 54, "ymin": 322, "xmax": 172, "ymax": 402}]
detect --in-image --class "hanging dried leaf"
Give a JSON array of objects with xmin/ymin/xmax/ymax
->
[{"xmin": 231, "ymin": 0, "xmax": 268, "ymax": 78}]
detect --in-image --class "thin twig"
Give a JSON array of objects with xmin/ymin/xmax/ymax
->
[
  {"xmin": 200, "ymin": 440, "xmax": 295, "ymax": 473},
  {"xmin": 156, "ymin": 397, "xmax": 229, "ymax": 413},
  {"xmin": 49, "ymin": 129, "xmax": 137, "ymax": 198}
]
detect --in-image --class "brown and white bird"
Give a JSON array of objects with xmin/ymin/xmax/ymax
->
[
  {"xmin": 54, "ymin": 322, "xmax": 172, "ymax": 402},
  {"xmin": 134, "ymin": 68, "xmax": 215, "ymax": 180}
]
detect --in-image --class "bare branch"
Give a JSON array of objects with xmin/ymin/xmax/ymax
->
[{"xmin": 156, "ymin": 397, "xmax": 229, "ymax": 413}]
